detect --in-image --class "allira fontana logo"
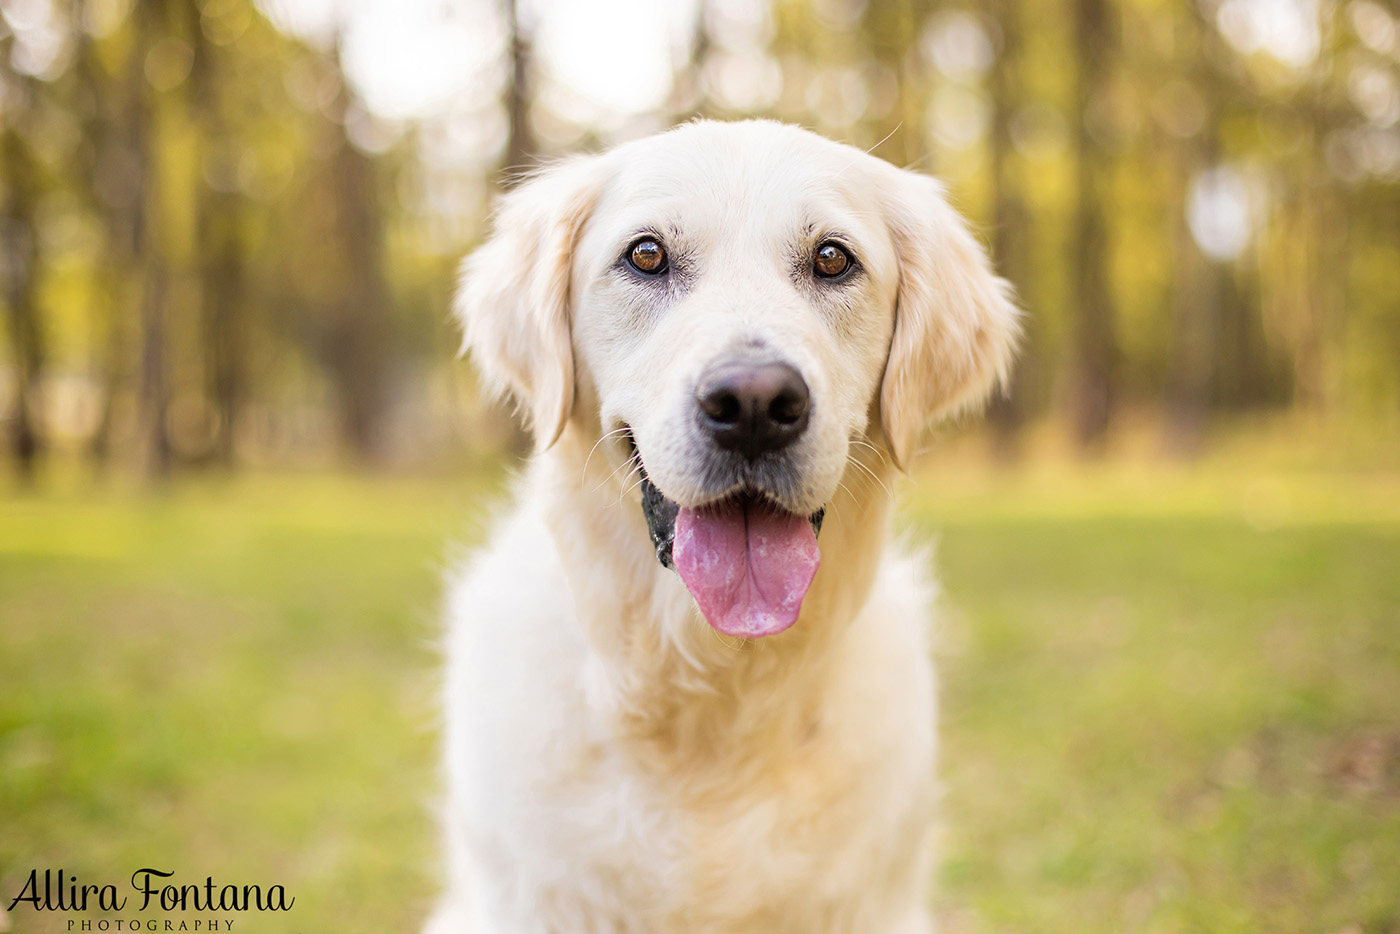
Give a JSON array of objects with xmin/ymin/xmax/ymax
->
[{"xmin": 6, "ymin": 868, "xmax": 294, "ymax": 926}]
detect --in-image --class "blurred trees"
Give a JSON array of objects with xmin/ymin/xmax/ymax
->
[
  {"xmin": 717, "ymin": 0, "xmax": 1400, "ymax": 452},
  {"xmin": 1, "ymin": 0, "xmax": 456, "ymax": 477},
  {"xmin": 1, "ymin": 0, "xmax": 1398, "ymax": 481}
]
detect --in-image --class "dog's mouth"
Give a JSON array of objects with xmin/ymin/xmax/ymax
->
[{"xmin": 629, "ymin": 432, "xmax": 824, "ymax": 639}]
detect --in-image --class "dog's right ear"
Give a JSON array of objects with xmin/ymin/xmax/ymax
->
[{"xmin": 455, "ymin": 156, "xmax": 607, "ymax": 451}]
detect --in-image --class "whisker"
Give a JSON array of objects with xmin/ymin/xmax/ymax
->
[
  {"xmin": 849, "ymin": 435, "xmax": 891, "ymax": 469},
  {"xmin": 592, "ymin": 449, "xmax": 641, "ymax": 494},
  {"xmin": 832, "ymin": 482, "xmax": 855, "ymax": 522},
  {"xmin": 848, "ymin": 455, "xmax": 892, "ymax": 499},
  {"xmin": 866, "ymin": 122, "xmax": 902, "ymax": 157},
  {"xmin": 823, "ymin": 494, "xmax": 847, "ymax": 531},
  {"xmin": 836, "ymin": 123, "xmax": 904, "ymax": 176},
  {"xmin": 581, "ymin": 426, "xmax": 631, "ymax": 483},
  {"xmin": 614, "ymin": 467, "xmax": 647, "ymax": 506},
  {"xmin": 841, "ymin": 461, "xmax": 871, "ymax": 497},
  {"xmin": 900, "ymin": 152, "xmax": 935, "ymax": 173},
  {"xmin": 708, "ymin": 627, "xmax": 745, "ymax": 652}
]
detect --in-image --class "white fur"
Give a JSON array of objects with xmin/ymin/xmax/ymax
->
[{"xmin": 429, "ymin": 121, "xmax": 1018, "ymax": 934}]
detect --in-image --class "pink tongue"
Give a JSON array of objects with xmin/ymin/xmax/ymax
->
[{"xmin": 673, "ymin": 499, "xmax": 820, "ymax": 638}]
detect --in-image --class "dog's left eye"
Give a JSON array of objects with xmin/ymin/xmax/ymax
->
[
  {"xmin": 628, "ymin": 239, "xmax": 668, "ymax": 275},
  {"xmin": 813, "ymin": 242, "xmax": 852, "ymax": 279}
]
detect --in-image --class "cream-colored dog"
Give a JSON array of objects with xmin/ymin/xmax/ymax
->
[{"xmin": 428, "ymin": 120, "xmax": 1018, "ymax": 934}]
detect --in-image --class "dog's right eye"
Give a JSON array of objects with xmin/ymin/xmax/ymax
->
[
  {"xmin": 813, "ymin": 242, "xmax": 852, "ymax": 279},
  {"xmin": 627, "ymin": 239, "xmax": 668, "ymax": 275}
]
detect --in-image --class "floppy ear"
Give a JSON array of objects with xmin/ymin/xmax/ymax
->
[
  {"xmin": 455, "ymin": 156, "xmax": 606, "ymax": 450},
  {"xmin": 876, "ymin": 170, "xmax": 1021, "ymax": 470}
]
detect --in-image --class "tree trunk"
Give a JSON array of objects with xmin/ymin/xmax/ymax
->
[
  {"xmin": 861, "ymin": 0, "xmax": 925, "ymax": 170},
  {"xmin": 132, "ymin": 0, "xmax": 172, "ymax": 479},
  {"xmin": 201, "ymin": 211, "xmax": 244, "ymax": 465},
  {"xmin": 1, "ymin": 105, "xmax": 46, "ymax": 483},
  {"xmin": 667, "ymin": 0, "xmax": 711, "ymax": 120},
  {"xmin": 504, "ymin": 0, "xmax": 536, "ymax": 176},
  {"xmin": 1164, "ymin": 33, "xmax": 1223, "ymax": 457},
  {"xmin": 332, "ymin": 146, "xmax": 389, "ymax": 459},
  {"xmin": 323, "ymin": 92, "xmax": 392, "ymax": 462},
  {"xmin": 497, "ymin": 0, "xmax": 539, "ymax": 458},
  {"xmin": 191, "ymin": 8, "xmax": 245, "ymax": 466},
  {"xmin": 1163, "ymin": 209, "xmax": 1223, "ymax": 455},
  {"xmin": 1068, "ymin": 0, "xmax": 1117, "ymax": 451},
  {"xmin": 985, "ymin": 0, "xmax": 1031, "ymax": 459},
  {"xmin": 72, "ymin": 0, "xmax": 144, "ymax": 469},
  {"xmin": 136, "ymin": 258, "xmax": 172, "ymax": 477}
]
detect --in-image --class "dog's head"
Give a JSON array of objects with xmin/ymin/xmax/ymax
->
[{"xmin": 458, "ymin": 120, "xmax": 1018, "ymax": 637}]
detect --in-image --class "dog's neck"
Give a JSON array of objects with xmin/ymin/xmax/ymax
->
[{"xmin": 532, "ymin": 425, "xmax": 896, "ymax": 768}]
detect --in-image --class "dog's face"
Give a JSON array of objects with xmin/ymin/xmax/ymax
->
[
  {"xmin": 458, "ymin": 121, "xmax": 1017, "ymax": 637},
  {"xmin": 569, "ymin": 129, "xmax": 901, "ymax": 522}
]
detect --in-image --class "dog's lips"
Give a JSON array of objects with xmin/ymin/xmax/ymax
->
[
  {"xmin": 639, "ymin": 472, "xmax": 681, "ymax": 569},
  {"xmin": 636, "ymin": 468, "xmax": 824, "ymax": 639}
]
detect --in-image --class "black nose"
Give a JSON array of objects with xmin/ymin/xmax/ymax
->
[{"xmin": 695, "ymin": 361, "xmax": 810, "ymax": 459}]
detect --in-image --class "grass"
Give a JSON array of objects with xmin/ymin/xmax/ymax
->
[
  {"xmin": 2, "ymin": 456, "xmax": 1398, "ymax": 932},
  {"xmin": 913, "ymin": 461, "xmax": 1400, "ymax": 933},
  {"xmin": 0, "ymin": 473, "xmax": 503, "ymax": 934}
]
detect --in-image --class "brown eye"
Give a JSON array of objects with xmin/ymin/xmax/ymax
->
[
  {"xmin": 628, "ymin": 239, "xmax": 668, "ymax": 275},
  {"xmin": 813, "ymin": 242, "xmax": 851, "ymax": 278}
]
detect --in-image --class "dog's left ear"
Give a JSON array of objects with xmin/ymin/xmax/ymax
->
[
  {"xmin": 455, "ymin": 156, "xmax": 606, "ymax": 451},
  {"xmin": 876, "ymin": 169, "xmax": 1021, "ymax": 470}
]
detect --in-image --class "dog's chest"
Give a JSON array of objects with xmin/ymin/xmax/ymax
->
[
  {"xmin": 457, "ymin": 667, "xmax": 934, "ymax": 933},
  {"xmin": 571, "ymin": 705, "xmax": 933, "ymax": 932}
]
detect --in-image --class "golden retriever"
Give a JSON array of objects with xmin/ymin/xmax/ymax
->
[{"xmin": 427, "ymin": 120, "xmax": 1019, "ymax": 934}]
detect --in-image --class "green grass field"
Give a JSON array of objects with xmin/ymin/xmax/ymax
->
[{"xmin": 2, "ymin": 459, "xmax": 1398, "ymax": 933}]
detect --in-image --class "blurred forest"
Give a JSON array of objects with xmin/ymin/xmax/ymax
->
[{"xmin": 2, "ymin": 0, "xmax": 1398, "ymax": 481}]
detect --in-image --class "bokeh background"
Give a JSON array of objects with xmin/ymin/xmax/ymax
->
[{"xmin": 2, "ymin": 0, "xmax": 1398, "ymax": 932}]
